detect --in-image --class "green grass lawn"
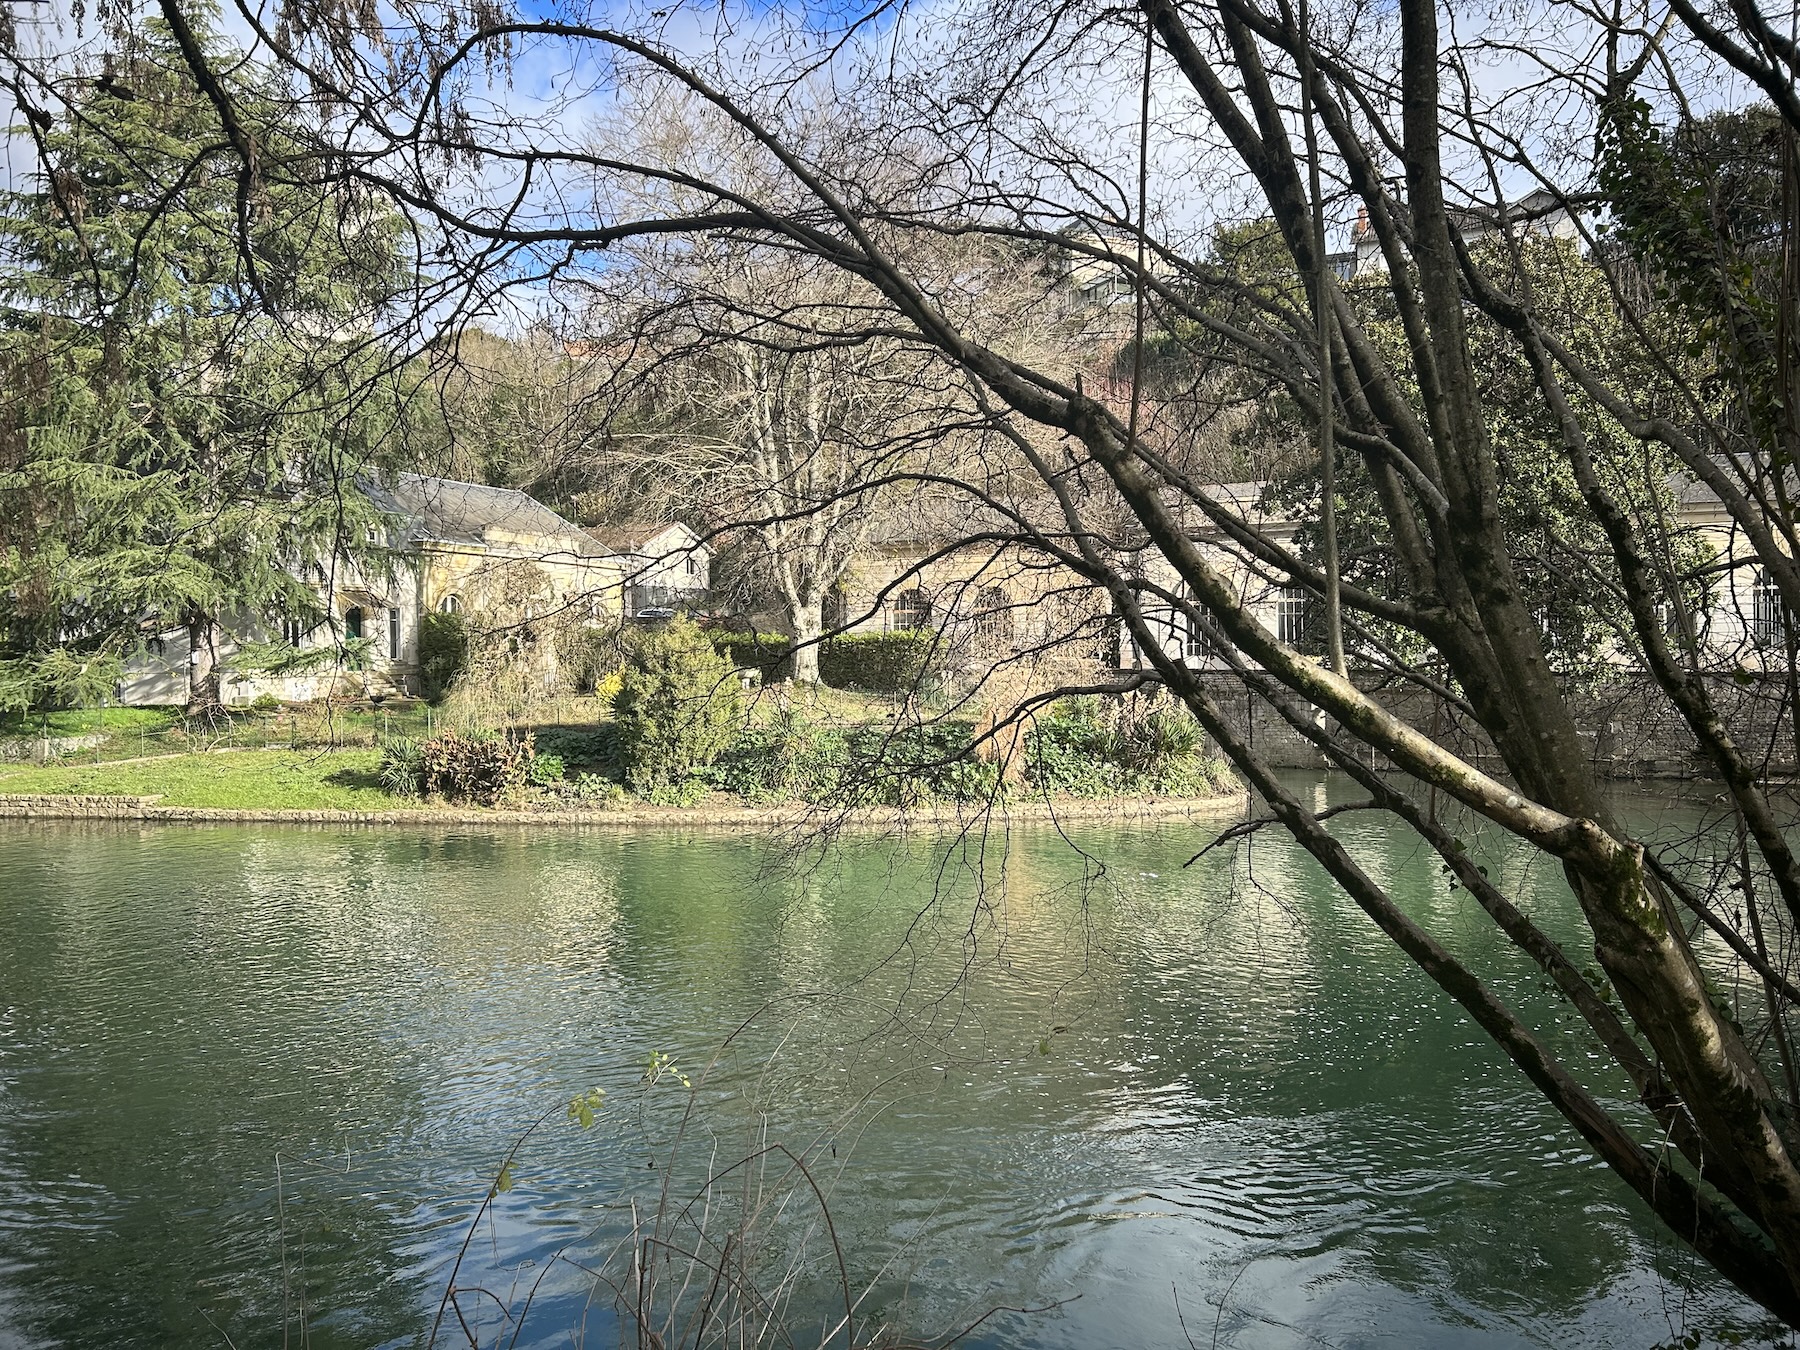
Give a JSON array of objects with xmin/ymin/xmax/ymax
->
[
  {"xmin": 0, "ymin": 749, "xmax": 403, "ymax": 810},
  {"xmin": 0, "ymin": 688, "xmax": 910, "ymax": 813},
  {"xmin": 0, "ymin": 706, "xmax": 182, "ymax": 738}
]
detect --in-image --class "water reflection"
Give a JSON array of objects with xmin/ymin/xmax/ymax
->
[{"xmin": 0, "ymin": 802, "xmax": 1787, "ymax": 1349}]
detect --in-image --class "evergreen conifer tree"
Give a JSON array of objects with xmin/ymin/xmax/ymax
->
[{"xmin": 0, "ymin": 16, "xmax": 418, "ymax": 715}]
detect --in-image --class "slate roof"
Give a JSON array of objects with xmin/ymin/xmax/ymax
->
[
  {"xmin": 1666, "ymin": 460, "xmax": 1799, "ymax": 513},
  {"xmin": 368, "ymin": 474, "xmax": 606, "ymax": 556},
  {"xmin": 585, "ymin": 521, "xmax": 694, "ymax": 555},
  {"xmin": 860, "ymin": 480, "xmax": 1295, "ymax": 551}
]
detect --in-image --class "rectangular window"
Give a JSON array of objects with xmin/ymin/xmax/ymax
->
[
  {"xmin": 1184, "ymin": 612, "xmax": 1215, "ymax": 663},
  {"xmin": 280, "ymin": 617, "xmax": 306, "ymax": 647},
  {"xmin": 1753, "ymin": 571, "xmax": 1787, "ymax": 649},
  {"xmin": 388, "ymin": 608, "xmax": 402, "ymax": 660},
  {"xmin": 1275, "ymin": 586, "xmax": 1308, "ymax": 647}
]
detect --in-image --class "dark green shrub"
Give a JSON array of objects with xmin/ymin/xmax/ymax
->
[
  {"xmin": 250, "ymin": 692, "xmax": 282, "ymax": 713},
  {"xmin": 817, "ymin": 630, "xmax": 933, "ymax": 692},
  {"xmin": 1025, "ymin": 697, "xmax": 1227, "ymax": 798},
  {"xmin": 417, "ymin": 610, "xmax": 470, "ymax": 702},
  {"xmin": 377, "ymin": 736, "xmax": 425, "ymax": 797},
  {"xmin": 613, "ymin": 617, "xmax": 742, "ymax": 791},
  {"xmin": 418, "ymin": 729, "xmax": 535, "ymax": 805},
  {"xmin": 847, "ymin": 721, "xmax": 1000, "ymax": 804},
  {"xmin": 533, "ymin": 725, "xmax": 620, "ymax": 775},
  {"xmin": 711, "ymin": 631, "xmax": 790, "ymax": 678},
  {"xmin": 706, "ymin": 709, "xmax": 850, "ymax": 803}
]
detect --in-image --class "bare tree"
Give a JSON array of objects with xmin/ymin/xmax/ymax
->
[{"xmin": 578, "ymin": 242, "xmax": 969, "ymax": 681}]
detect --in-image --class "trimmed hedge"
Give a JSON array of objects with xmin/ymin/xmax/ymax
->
[
  {"xmin": 712, "ymin": 631, "xmax": 791, "ymax": 677},
  {"xmin": 816, "ymin": 631, "xmax": 933, "ymax": 693},
  {"xmin": 711, "ymin": 628, "xmax": 932, "ymax": 692}
]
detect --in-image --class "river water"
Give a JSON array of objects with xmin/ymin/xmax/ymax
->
[{"xmin": 0, "ymin": 782, "xmax": 1788, "ymax": 1349}]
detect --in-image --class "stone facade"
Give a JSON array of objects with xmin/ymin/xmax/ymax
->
[{"xmin": 117, "ymin": 476, "xmax": 712, "ymax": 707}]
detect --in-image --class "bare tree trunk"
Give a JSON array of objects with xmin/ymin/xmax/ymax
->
[
  {"xmin": 789, "ymin": 596, "xmax": 823, "ymax": 683},
  {"xmin": 186, "ymin": 613, "xmax": 224, "ymax": 718}
]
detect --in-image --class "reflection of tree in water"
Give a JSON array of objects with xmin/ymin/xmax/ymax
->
[{"xmin": 0, "ymin": 819, "xmax": 1780, "ymax": 1347}]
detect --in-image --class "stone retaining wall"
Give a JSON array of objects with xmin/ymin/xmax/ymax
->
[
  {"xmin": 1193, "ymin": 670, "xmax": 1798, "ymax": 779},
  {"xmin": 0, "ymin": 791, "xmax": 1242, "ymax": 830}
]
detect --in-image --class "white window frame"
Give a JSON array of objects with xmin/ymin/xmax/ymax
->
[
  {"xmin": 1753, "ymin": 570, "xmax": 1787, "ymax": 649},
  {"xmin": 1275, "ymin": 586, "xmax": 1308, "ymax": 647}
]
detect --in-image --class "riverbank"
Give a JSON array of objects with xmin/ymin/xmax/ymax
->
[
  {"xmin": 0, "ymin": 789, "xmax": 1241, "ymax": 828},
  {"xmin": 0, "ymin": 745, "xmax": 1241, "ymax": 826},
  {"xmin": 0, "ymin": 748, "xmax": 396, "ymax": 809}
]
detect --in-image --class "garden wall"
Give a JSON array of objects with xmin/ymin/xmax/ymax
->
[{"xmin": 1190, "ymin": 671, "xmax": 1797, "ymax": 780}]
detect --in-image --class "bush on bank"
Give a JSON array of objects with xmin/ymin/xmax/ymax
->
[
  {"xmin": 613, "ymin": 617, "xmax": 742, "ymax": 799},
  {"xmin": 1025, "ymin": 696, "xmax": 1231, "ymax": 799},
  {"xmin": 707, "ymin": 713, "xmax": 1000, "ymax": 806},
  {"xmin": 380, "ymin": 729, "xmax": 539, "ymax": 805},
  {"xmin": 704, "ymin": 695, "xmax": 1230, "ymax": 806}
]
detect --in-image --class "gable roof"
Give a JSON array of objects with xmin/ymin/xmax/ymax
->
[
  {"xmin": 585, "ymin": 520, "xmax": 702, "ymax": 555},
  {"xmin": 370, "ymin": 474, "xmax": 605, "ymax": 556}
]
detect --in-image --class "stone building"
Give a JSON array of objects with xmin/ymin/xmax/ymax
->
[{"xmin": 117, "ymin": 475, "xmax": 712, "ymax": 706}]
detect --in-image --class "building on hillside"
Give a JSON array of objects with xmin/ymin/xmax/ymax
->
[
  {"xmin": 833, "ymin": 497, "xmax": 1111, "ymax": 662},
  {"xmin": 585, "ymin": 521, "xmax": 713, "ymax": 617},
  {"xmin": 1335, "ymin": 188, "xmax": 1581, "ymax": 281},
  {"xmin": 832, "ymin": 473, "xmax": 1788, "ymax": 685},
  {"xmin": 821, "ymin": 485, "xmax": 1307, "ymax": 680},
  {"xmin": 118, "ymin": 474, "xmax": 627, "ymax": 706},
  {"xmin": 1119, "ymin": 483, "xmax": 1307, "ymax": 670},
  {"xmin": 1118, "ymin": 474, "xmax": 1793, "ymax": 679},
  {"xmin": 1055, "ymin": 220, "xmax": 1177, "ymax": 309}
]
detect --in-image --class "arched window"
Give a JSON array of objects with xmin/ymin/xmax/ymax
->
[
  {"xmin": 344, "ymin": 607, "xmax": 365, "ymax": 641},
  {"xmin": 439, "ymin": 594, "xmax": 461, "ymax": 615},
  {"xmin": 892, "ymin": 588, "xmax": 933, "ymax": 632}
]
